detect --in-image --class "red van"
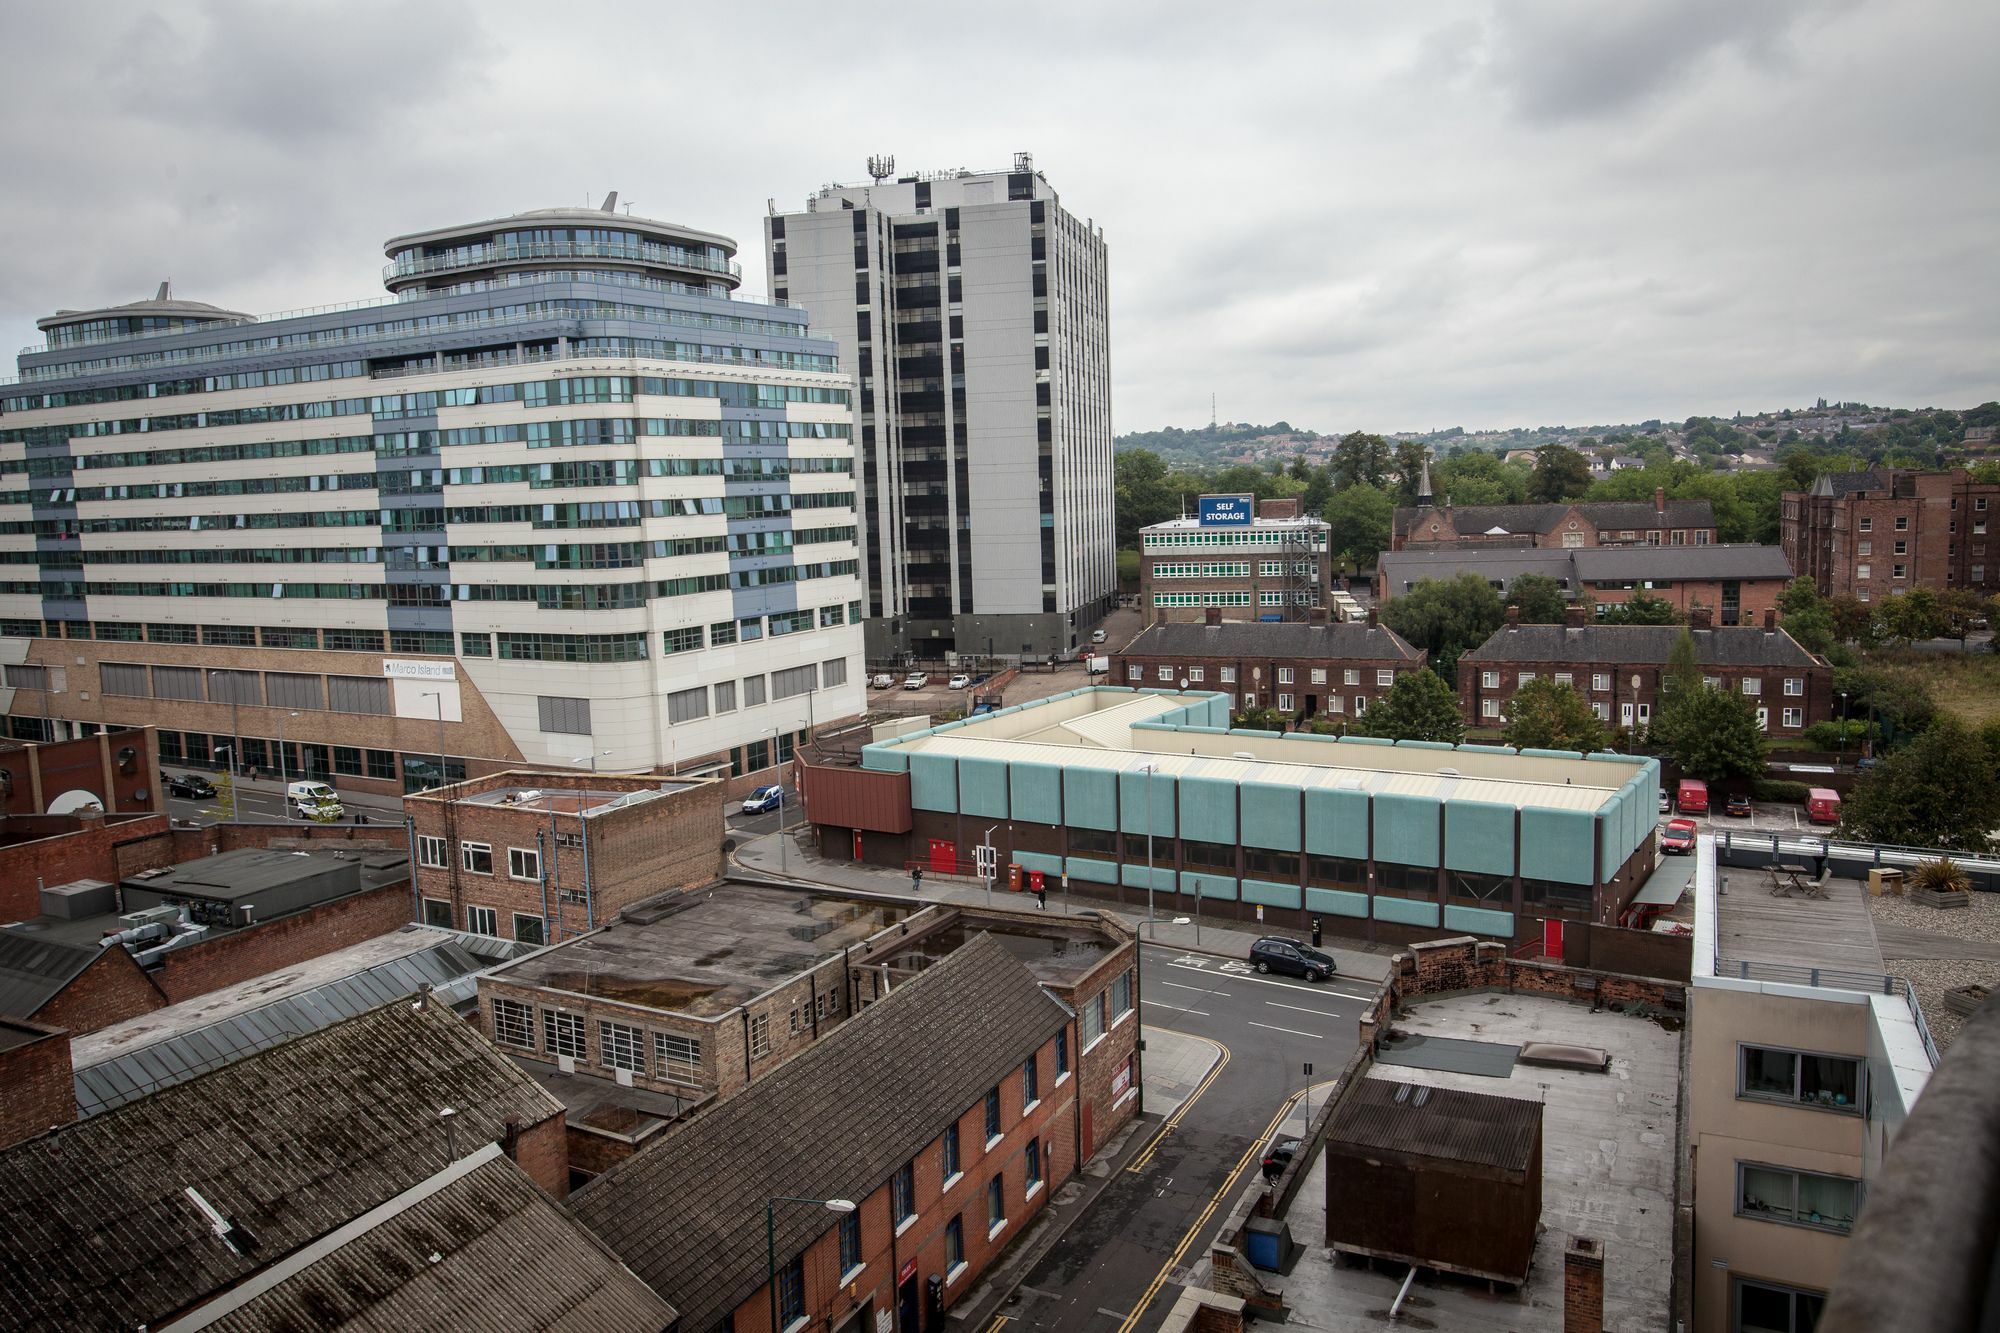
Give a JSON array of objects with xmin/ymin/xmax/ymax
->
[
  {"xmin": 1806, "ymin": 787, "xmax": 1842, "ymax": 825},
  {"xmin": 1676, "ymin": 779, "xmax": 1709, "ymax": 815}
]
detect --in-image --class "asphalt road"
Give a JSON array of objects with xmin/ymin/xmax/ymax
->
[{"xmin": 1000, "ymin": 945, "xmax": 1368, "ymax": 1333}]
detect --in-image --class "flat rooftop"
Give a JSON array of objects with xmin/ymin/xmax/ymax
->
[
  {"xmin": 872, "ymin": 689, "xmax": 1639, "ymax": 815},
  {"xmin": 123, "ymin": 845, "xmax": 409, "ymax": 902},
  {"xmin": 1712, "ymin": 857, "xmax": 1885, "ymax": 975},
  {"xmin": 875, "ymin": 913, "xmax": 1121, "ymax": 988},
  {"xmin": 461, "ymin": 782, "xmax": 700, "ymax": 816},
  {"xmin": 1279, "ymin": 992, "xmax": 1679, "ymax": 1331},
  {"xmin": 487, "ymin": 884, "xmax": 920, "ymax": 1016}
]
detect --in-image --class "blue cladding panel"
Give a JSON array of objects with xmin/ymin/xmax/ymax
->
[
  {"xmin": 1243, "ymin": 878, "xmax": 1303, "ymax": 910},
  {"xmin": 909, "ymin": 753, "xmax": 958, "ymax": 812},
  {"xmin": 1179, "ymin": 775, "xmax": 1238, "ymax": 844},
  {"xmin": 1374, "ymin": 896, "xmax": 1441, "ymax": 927},
  {"xmin": 1598, "ymin": 788, "xmax": 1625, "ymax": 881},
  {"xmin": 1240, "ymin": 782, "xmax": 1302, "ymax": 852},
  {"xmin": 1340, "ymin": 736, "xmax": 1394, "ymax": 748},
  {"xmin": 1013, "ymin": 849, "xmax": 1062, "ymax": 876},
  {"xmin": 1010, "ymin": 762, "xmax": 1063, "ymax": 826},
  {"xmin": 1444, "ymin": 800, "xmax": 1516, "ymax": 875},
  {"xmin": 1305, "ymin": 887, "xmax": 1370, "ymax": 918},
  {"xmin": 1064, "ymin": 766, "xmax": 1118, "ymax": 831},
  {"xmin": 1396, "ymin": 740, "xmax": 1455, "ymax": 751},
  {"xmin": 860, "ymin": 743, "xmax": 909, "ymax": 773},
  {"xmin": 1065, "ymin": 857, "xmax": 1119, "ymax": 884},
  {"xmin": 958, "ymin": 757, "xmax": 1009, "ymax": 819},
  {"xmin": 1184, "ymin": 872, "xmax": 1238, "ymax": 901},
  {"xmin": 1519, "ymin": 807, "xmax": 1596, "ymax": 884},
  {"xmin": 1457, "ymin": 744, "xmax": 1516, "ymax": 756},
  {"xmin": 1372, "ymin": 793, "xmax": 1441, "ymax": 868},
  {"xmin": 1119, "ymin": 770, "xmax": 1178, "ymax": 836},
  {"xmin": 1443, "ymin": 905, "xmax": 1516, "ymax": 938},
  {"xmin": 1120, "ymin": 863, "xmax": 1178, "ymax": 893},
  {"xmin": 1519, "ymin": 748, "xmax": 1583, "ymax": 760},
  {"xmin": 1304, "ymin": 787, "xmax": 1370, "ymax": 858}
]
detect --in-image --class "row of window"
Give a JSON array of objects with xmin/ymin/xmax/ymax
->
[
  {"xmin": 1140, "ymin": 529, "xmax": 1328, "ymax": 550},
  {"xmin": 1125, "ymin": 662, "xmax": 1401, "ymax": 688},
  {"xmin": 1476, "ymin": 670, "xmax": 1807, "ymax": 696},
  {"xmin": 1475, "ymin": 696, "xmax": 1806, "ymax": 729},
  {"xmin": 1149, "ymin": 592, "xmax": 1253, "ymax": 608},
  {"xmin": 658, "ymin": 661, "xmax": 842, "ymax": 727},
  {"xmin": 487, "ymin": 996, "xmax": 706, "ymax": 1085},
  {"xmin": 2, "ymin": 360, "xmax": 365, "ymax": 412},
  {"xmin": 1150, "ymin": 562, "xmax": 1251, "ymax": 579}
]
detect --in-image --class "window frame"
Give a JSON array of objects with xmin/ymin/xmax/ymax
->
[
  {"xmin": 1735, "ymin": 1160, "xmax": 1861, "ymax": 1234},
  {"xmin": 466, "ymin": 904, "xmax": 497, "ymax": 936},
  {"xmin": 1737, "ymin": 1042, "xmax": 1863, "ymax": 1115},
  {"xmin": 507, "ymin": 845, "xmax": 540, "ymax": 881},
  {"xmin": 417, "ymin": 834, "xmax": 447, "ymax": 868},
  {"xmin": 460, "ymin": 840, "xmax": 493, "ymax": 875},
  {"xmin": 491, "ymin": 996, "xmax": 534, "ymax": 1049}
]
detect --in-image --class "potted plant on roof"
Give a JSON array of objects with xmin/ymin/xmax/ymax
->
[{"xmin": 1910, "ymin": 856, "xmax": 1973, "ymax": 910}]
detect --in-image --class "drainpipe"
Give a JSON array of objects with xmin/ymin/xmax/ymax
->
[
  {"xmin": 741, "ymin": 1009, "xmax": 753, "ymax": 1082},
  {"xmin": 580, "ymin": 815, "xmax": 596, "ymax": 931},
  {"xmin": 403, "ymin": 815, "xmax": 421, "ymax": 923},
  {"xmin": 547, "ymin": 806, "xmax": 561, "ymax": 938},
  {"xmin": 536, "ymin": 829, "xmax": 551, "ymax": 944}
]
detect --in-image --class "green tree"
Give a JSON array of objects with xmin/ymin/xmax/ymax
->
[
  {"xmin": 1828, "ymin": 594, "xmax": 1877, "ymax": 645},
  {"xmin": 1323, "ymin": 482, "xmax": 1394, "ymax": 568},
  {"xmin": 1379, "ymin": 572, "xmax": 1506, "ymax": 684},
  {"xmin": 1840, "ymin": 719, "xmax": 2000, "ymax": 850},
  {"xmin": 1652, "ymin": 685, "xmax": 1768, "ymax": 783},
  {"xmin": 1876, "ymin": 588, "xmax": 1944, "ymax": 646},
  {"xmin": 1832, "ymin": 666, "xmax": 1936, "ymax": 748},
  {"xmin": 1114, "ymin": 448, "xmax": 1179, "ymax": 550},
  {"xmin": 1507, "ymin": 573, "xmax": 1568, "ymax": 624},
  {"xmin": 1776, "ymin": 577, "xmax": 1835, "ymax": 654},
  {"xmin": 1501, "ymin": 679, "xmax": 1609, "ymax": 752},
  {"xmin": 1529, "ymin": 445, "xmax": 1593, "ymax": 503},
  {"xmin": 1232, "ymin": 704, "xmax": 1288, "ymax": 733},
  {"xmin": 1357, "ymin": 668, "xmax": 1465, "ymax": 743},
  {"xmin": 1434, "ymin": 449, "xmax": 1529, "ymax": 505},
  {"xmin": 1598, "ymin": 590, "xmax": 1681, "ymax": 625},
  {"xmin": 1331, "ymin": 432, "xmax": 1393, "ymax": 490},
  {"xmin": 1937, "ymin": 587, "xmax": 1988, "ymax": 651}
]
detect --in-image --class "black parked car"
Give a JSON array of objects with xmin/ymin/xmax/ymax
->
[
  {"xmin": 1248, "ymin": 936, "xmax": 1337, "ymax": 981},
  {"xmin": 162, "ymin": 772, "xmax": 216, "ymax": 799},
  {"xmin": 1261, "ymin": 1136, "xmax": 1302, "ymax": 1179}
]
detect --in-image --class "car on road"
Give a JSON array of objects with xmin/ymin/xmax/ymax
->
[
  {"xmin": 1724, "ymin": 793, "xmax": 1753, "ymax": 818},
  {"xmin": 903, "ymin": 672, "xmax": 929, "ymax": 690},
  {"xmin": 1658, "ymin": 790, "xmax": 1671, "ymax": 814},
  {"xmin": 1260, "ymin": 1136, "xmax": 1302, "ymax": 1179},
  {"xmin": 1661, "ymin": 817, "xmax": 1698, "ymax": 854},
  {"xmin": 739, "ymin": 784, "xmax": 783, "ymax": 816},
  {"xmin": 286, "ymin": 779, "xmax": 343, "ymax": 821},
  {"xmin": 1248, "ymin": 936, "xmax": 1337, "ymax": 981},
  {"xmin": 871, "ymin": 673, "xmax": 895, "ymax": 689},
  {"xmin": 1091, "ymin": 628, "xmax": 1108, "ymax": 644},
  {"xmin": 948, "ymin": 673, "xmax": 972, "ymax": 690},
  {"xmin": 163, "ymin": 772, "xmax": 217, "ymax": 799}
]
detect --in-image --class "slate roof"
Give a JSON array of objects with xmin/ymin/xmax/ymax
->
[
  {"xmin": 194, "ymin": 1148, "xmax": 674, "ymax": 1333},
  {"xmin": 1392, "ymin": 499, "xmax": 1715, "ymax": 538},
  {"xmin": 1119, "ymin": 619, "xmax": 1424, "ymax": 662},
  {"xmin": 1809, "ymin": 470, "xmax": 1891, "ymax": 498},
  {"xmin": 0, "ymin": 999, "xmax": 563, "ymax": 1332},
  {"xmin": 1459, "ymin": 623, "xmax": 1822, "ymax": 667},
  {"xmin": 1378, "ymin": 544, "xmax": 1792, "ymax": 597},
  {"xmin": 1330, "ymin": 1079, "xmax": 1541, "ymax": 1172},
  {"xmin": 0, "ymin": 930, "xmax": 110, "ymax": 1020},
  {"xmin": 572, "ymin": 933, "xmax": 1075, "ymax": 1333}
]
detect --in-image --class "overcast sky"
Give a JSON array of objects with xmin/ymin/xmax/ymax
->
[{"xmin": 1, "ymin": 1, "xmax": 1992, "ymax": 435}]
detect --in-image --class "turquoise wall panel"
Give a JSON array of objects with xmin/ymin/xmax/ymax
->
[
  {"xmin": 1065, "ymin": 856, "xmax": 1120, "ymax": 885},
  {"xmin": 861, "ymin": 743, "xmax": 910, "ymax": 773},
  {"xmin": 1519, "ymin": 747, "xmax": 1583, "ymax": 760},
  {"xmin": 1444, "ymin": 905, "xmax": 1516, "ymax": 937},
  {"xmin": 1184, "ymin": 872, "xmax": 1238, "ymax": 901},
  {"xmin": 1597, "ymin": 788, "xmax": 1625, "ymax": 882},
  {"xmin": 1119, "ymin": 769, "xmax": 1178, "ymax": 836},
  {"xmin": 1397, "ymin": 740, "xmax": 1455, "ymax": 751},
  {"xmin": 1519, "ymin": 807, "xmax": 1596, "ymax": 884},
  {"xmin": 1456, "ymin": 744, "xmax": 1516, "ymax": 756},
  {"xmin": 1243, "ymin": 878, "xmax": 1303, "ymax": 910},
  {"xmin": 958, "ymin": 756, "xmax": 1010, "ymax": 820},
  {"xmin": 1340, "ymin": 736, "xmax": 1394, "ymax": 748},
  {"xmin": 1063, "ymin": 766, "xmax": 1119, "ymax": 831},
  {"xmin": 1179, "ymin": 775, "xmax": 1238, "ymax": 843},
  {"xmin": 1373, "ymin": 896, "xmax": 1441, "ymax": 927},
  {"xmin": 1239, "ymin": 781, "xmax": 1301, "ymax": 851},
  {"xmin": 1444, "ymin": 799, "xmax": 1516, "ymax": 875},
  {"xmin": 1373, "ymin": 793, "xmax": 1442, "ymax": 867},
  {"xmin": 1304, "ymin": 786, "xmax": 1370, "ymax": 858},
  {"xmin": 909, "ymin": 753, "xmax": 959, "ymax": 812},
  {"xmin": 1012, "ymin": 849, "xmax": 1062, "ymax": 876},
  {"xmin": 1120, "ymin": 863, "xmax": 1178, "ymax": 893},
  {"xmin": 1306, "ymin": 887, "xmax": 1370, "ymax": 918},
  {"xmin": 1009, "ymin": 762, "xmax": 1063, "ymax": 826}
]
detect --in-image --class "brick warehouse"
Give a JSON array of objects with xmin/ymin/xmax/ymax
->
[
  {"xmin": 798, "ymin": 687, "xmax": 1662, "ymax": 949},
  {"xmin": 1112, "ymin": 610, "xmax": 1425, "ymax": 723},
  {"xmin": 1782, "ymin": 467, "xmax": 2000, "ymax": 600},
  {"xmin": 1392, "ymin": 488, "xmax": 1717, "ymax": 552},
  {"xmin": 1457, "ymin": 610, "xmax": 1833, "ymax": 738},
  {"xmin": 574, "ymin": 933, "xmax": 1142, "ymax": 1333},
  {"xmin": 405, "ymin": 769, "xmax": 725, "ymax": 945},
  {"xmin": 476, "ymin": 886, "xmax": 1138, "ymax": 1178}
]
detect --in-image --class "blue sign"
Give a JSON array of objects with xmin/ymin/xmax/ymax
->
[{"xmin": 1198, "ymin": 493, "xmax": 1255, "ymax": 527}]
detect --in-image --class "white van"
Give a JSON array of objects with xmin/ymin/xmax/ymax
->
[{"xmin": 286, "ymin": 780, "xmax": 343, "ymax": 821}]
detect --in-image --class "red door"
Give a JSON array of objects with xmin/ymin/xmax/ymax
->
[
  {"xmin": 852, "ymin": 830, "xmax": 864, "ymax": 861},
  {"xmin": 1081, "ymin": 1102, "xmax": 1095, "ymax": 1159},
  {"xmin": 929, "ymin": 839, "xmax": 956, "ymax": 874},
  {"xmin": 1542, "ymin": 918, "xmax": 1564, "ymax": 960}
]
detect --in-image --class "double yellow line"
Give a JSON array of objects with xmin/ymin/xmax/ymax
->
[{"xmin": 1126, "ymin": 1036, "xmax": 1230, "ymax": 1175}]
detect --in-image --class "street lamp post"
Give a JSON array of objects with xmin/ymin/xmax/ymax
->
[
  {"xmin": 1838, "ymin": 691, "xmax": 1850, "ymax": 760},
  {"xmin": 767, "ymin": 1195, "xmax": 856, "ymax": 1333},
  {"xmin": 420, "ymin": 691, "xmax": 447, "ymax": 788},
  {"xmin": 277, "ymin": 710, "xmax": 300, "ymax": 797},
  {"xmin": 209, "ymin": 670, "xmax": 241, "ymax": 779}
]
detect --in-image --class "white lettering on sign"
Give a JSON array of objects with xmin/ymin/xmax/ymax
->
[
  {"xmin": 876, "ymin": 1311, "xmax": 893, "ymax": 1333},
  {"xmin": 383, "ymin": 659, "xmax": 457, "ymax": 681}
]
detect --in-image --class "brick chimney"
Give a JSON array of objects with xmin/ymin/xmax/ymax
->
[
  {"xmin": 1764, "ymin": 608, "xmax": 1777, "ymax": 630},
  {"xmin": 1506, "ymin": 605, "xmax": 1520, "ymax": 628},
  {"xmin": 0, "ymin": 1020, "xmax": 77, "ymax": 1150},
  {"xmin": 1689, "ymin": 605, "xmax": 1714, "ymax": 629},
  {"xmin": 1653, "ymin": 486, "xmax": 1666, "ymax": 519},
  {"xmin": 1307, "ymin": 606, "xmax": 1329, "ymax": 625},
  {"xmin": 1259, "ymin": 497, "xmax": 1301, "ymax": 521},
  {"xmin": 1366, "ymin": 607, "xmax": 1378, "ymax": 627},
  {"xmin": 1155, "ymin": 608, "xmax": 1167, "ymax": 627},
  {"xmin": 1563, "ymin": 1236, "xmax": 1604, "ymax": 1333},
  {"xmin": 1564, "ymin": 603, "xmax": 1587, "ymax": 628},
  {"xmin": 1204, "ymin": 606, "xmax": 1223, "ymax": 627}
]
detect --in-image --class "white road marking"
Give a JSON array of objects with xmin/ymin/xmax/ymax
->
[
  {"xmin": 1266, "ymin": 1000, "xmax": 1355, "ymax": 1019},
  {"xmin": 1247, "ymin": 1020, "xmax": 1321, "ymax": 1038},
  {"xmin": 1157, "ymin": 980, "xmax": 1228, "ymax": 996}
]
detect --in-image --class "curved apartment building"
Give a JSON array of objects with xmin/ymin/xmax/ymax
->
[{"xmin": 0, "ymin": 197, "xmax": 863, "ymax": 795}]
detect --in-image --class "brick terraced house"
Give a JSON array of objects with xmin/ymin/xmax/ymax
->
[
  {"xmin": 1111, "ymin": 611, "xmax": 1426, "ymax": 724},
  {"xmin": 1393, "ymin": 488, "xmax": 1717, "ymax": 552}
]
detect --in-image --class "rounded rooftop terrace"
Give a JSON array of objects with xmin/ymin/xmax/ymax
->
[
  {"xmin": 381, "ymin": 194, "xmax": 741, "ymax": 296},
  {"xmin": 36, "ymin": 285, "xmax": 253, "ymax": 350}
]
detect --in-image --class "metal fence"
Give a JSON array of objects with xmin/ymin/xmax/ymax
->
[{"xmin": 1716, "ymin": 830, "xmax": 2000, "ymax": 891}]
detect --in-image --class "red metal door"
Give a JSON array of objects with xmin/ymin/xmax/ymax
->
[
  {"xmin": 852, "ymin": 830, "xmax": 864, "ymax": 861},
  {"xmin": 1542, "ymin": 918, "xmax": 1564, "ymax": 959},
  {"xmin": 929, "ymin": 839, "xmax": 956, "ymax": 874}
]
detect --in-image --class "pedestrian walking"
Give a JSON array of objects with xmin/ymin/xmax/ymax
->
[
  {"xmin": 911, "ymin": 866, "xmax": 924, "ymax": 893},
  {"xmin": 1034, "ymin": 883, "xmax": 1047, "ymax": 911}
]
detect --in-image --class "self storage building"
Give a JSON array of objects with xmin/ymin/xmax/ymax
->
[{"xmin": 798, "ymin": 688, "xmax": 1661, "ymax": 947}]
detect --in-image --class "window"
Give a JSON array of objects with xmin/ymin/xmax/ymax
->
[
  {"xmin": 772, "ymin": 664, "xmax": 817, "ymax": 699},
  {"xmin": 1482, "ymin": 699, "xmax": 1502, "ymax": 718},
  {"xmin": 1482, "ymin": 671, "xmax": 1500, "ymax": 689},
  {"xmin": 1739, "ymin": 1045, "xmax": 1862, "ymax": 1113},
  {"xmin": 945, "ymin": 1215, "xmax": 965, "ymax": 1277},
  {"xmin": 1894, "ymin": 564, "xmax": 1907, "ymax": 579},
  {"xmin": 1126, "ymin": 665, "xmax": 1142, "ymax": 682},
  {"xmin": 1784, "ymin": 678, "xmax": 1803, "ymax": 696},
  {"xmin": 1734, "ymin": 1277, "xmax": 1825, "ymax": 1333},
  {"xmin": 942, "ymin": 1123, "xmax": 961, "ymax": 1182},
  {"xmin": 461, "ymin": 841, "xmax": 493, "ymax": 874},
  {"xmin": 467, "ymin": 905, "xmax": 497, "ymax": 936},
  {"xmin": 508, "ymin": 846, "xmax": 540, "ymax": 881},
  {"xmin": 1518, "ymin": 672, "xmax": 1536, "ymax": 686},
  {"xmin": 461, "ymin": 631, "xmax": 492, "ymax": 657},
  {"xmin": 1219, "ymin": 667, "xmax": 1236, "ymax": 684},
  {"xmin": 776, "ymin": 1256, "xmax": 804, "ymax": 1329},
  {"xmin": 667, "ymin": 686, "xmax": 709, "ymax": 725},
  {"xmin": 1741, "ymin": 678, "xmax": 1761, "ymax": 696},
  {"xmin": 1738, "ymin": 1163, "xmax": 1860, "ymax": 1233},
  {"xmin": 543, "ymin": 1010, "xmax": 586, "ymax": 1059},
  {"xmin": 1026, "ymin": 1139, "xmax": 1044, "ymax": 1193},
  {"xmin": 661, "ymin": 625, "xmax": 704, "ymax": 655},
  {"xmin": 1022, "ymin": 1054, "xmax": 1039, "ymax": 1108},
  {"xmin": 985, "ymin": 1087, "xmax": 1002, "ymax": 1141},
  {"xmin": 1894, "ymin": 539, "xmax": 1909, "ymax": 555},
  {"xmin": 1157, "ymin": 665, "xmax": 1173, "ymax": 682},
  {"xmin": 1858, "ymin": 540, "xmax": 1872, "ymax": 556},
  {"xmin": 1592, "ymin": 702, "xmax": 1610, "ymax": 720},
  {"xmin": 512, "ymin": 913, "xmax": 544, "ymax": 945},
  {"xmin": 893, "ymin": 1161, "xmax": 916, "ymax": 1225},
  {"xmin": 1056, "ymin": 1028, "xmax": 1070, "ymax": 1079},
  {"xmin": 417, "ymin": 834, "xmax": 447, "ymax": 868},
  {"xmin": 1859, "ymin": 517, "xmax": 1872, "ymax": 532},
  {"xmin": 491, "ymin": 997, "xmax": 534, "ymax": 1049},
  {"xmin": 1310, "ymin": 667, "xmax": 1326, "ymax": 684},
  {"xmin": 1082, "ymin": 992, "xmax": 1105, "ymax": 1047},
  {"xmin": 750, "ymin": 1013, "xmax": 771, "ymax": 1057},
  {"xmin": 713, "ymin": 679, "xmax": 737, "ymax": 713},
  {"xmin": 1344, "ymin": 668, "xmax": 1360, "ymax": 686},
  {"xmin": 1187, "ymin": 666, "xmax": 1204, "ymax": 682},
  {"xmin": 1109, "ymin": 970, "xmax": 1134, "ymax": 1022},
  {"xmin": 1277, "ymin": 667, "xmax": 1293, "ymax": 684},
  {"xmin": 1554, "ymin": 672, "xmax": 1572, "ymax": 687},
  {"xmin": 987, "ymin": 1176, "xmax": 1006, "ymax": 1234},
  {"xmin": 1895, "ymin": 515, "xmax": 1909, "ymax": 530},
  {"xmin": 599, "ymin": 1019, "xmax": 646, "ymax": 1073},
  {"xmin": 1592, "ymin": 672, "xmax": 1610, "ymax": 692},
  {"xmin": 1783, "ymin": 706, "xmax": 1803, "ymax": 728},
  {"xmin": 1376, "ymin": 669, "xmax": 1394, "ymax": 686},
  {"xmin": 838, "ymin": 1209, "xmax": 863, "ymax": 1277},
  {"xmin": 1858, "ymin": 563, "xmax": 1872, "ymax": 581},
  {"xmin": 422, "ymin": 898, "xmax": 452, "ymax": 928},
  {"xmin": 537, "ymin": 695, "xmax": 593, "ymax": 736},
  {"xmin": 653, "ymin": 1032, "xmax": 701, "ymax": 1084},
  {"xmin": 1277, "ymin": 693, "xmax": 1294, "ymax": 711},
  {"xmin": 822, "ymin": 658, "xmax": 848, "ymax": 688}
]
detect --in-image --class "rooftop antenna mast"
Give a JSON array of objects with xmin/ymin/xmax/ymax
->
[{"xmin": 867, "ymin": 154, "xmax": 896, "ymax": 184}]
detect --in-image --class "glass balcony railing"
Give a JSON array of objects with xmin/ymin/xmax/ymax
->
[{"xmin": 386, "ymin": 240, "xmax": 741, "ymax": 283}]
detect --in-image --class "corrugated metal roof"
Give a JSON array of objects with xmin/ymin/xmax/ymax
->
[
  {"xmin": 0, "ymin": 933, "xmax": 104, "ymax": 1020},
  {"xmin": 72, "ymin": 941, "xmax": 486, "ymax": 1117},
  {"xmin": 1331, "ymin": 1077, "xmax": 1542, "ymax": 1169}
]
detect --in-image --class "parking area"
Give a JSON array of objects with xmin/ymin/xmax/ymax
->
[{"xmin": 1656, "ymin": 799, "xmax": 1835, "ymax": 835}]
